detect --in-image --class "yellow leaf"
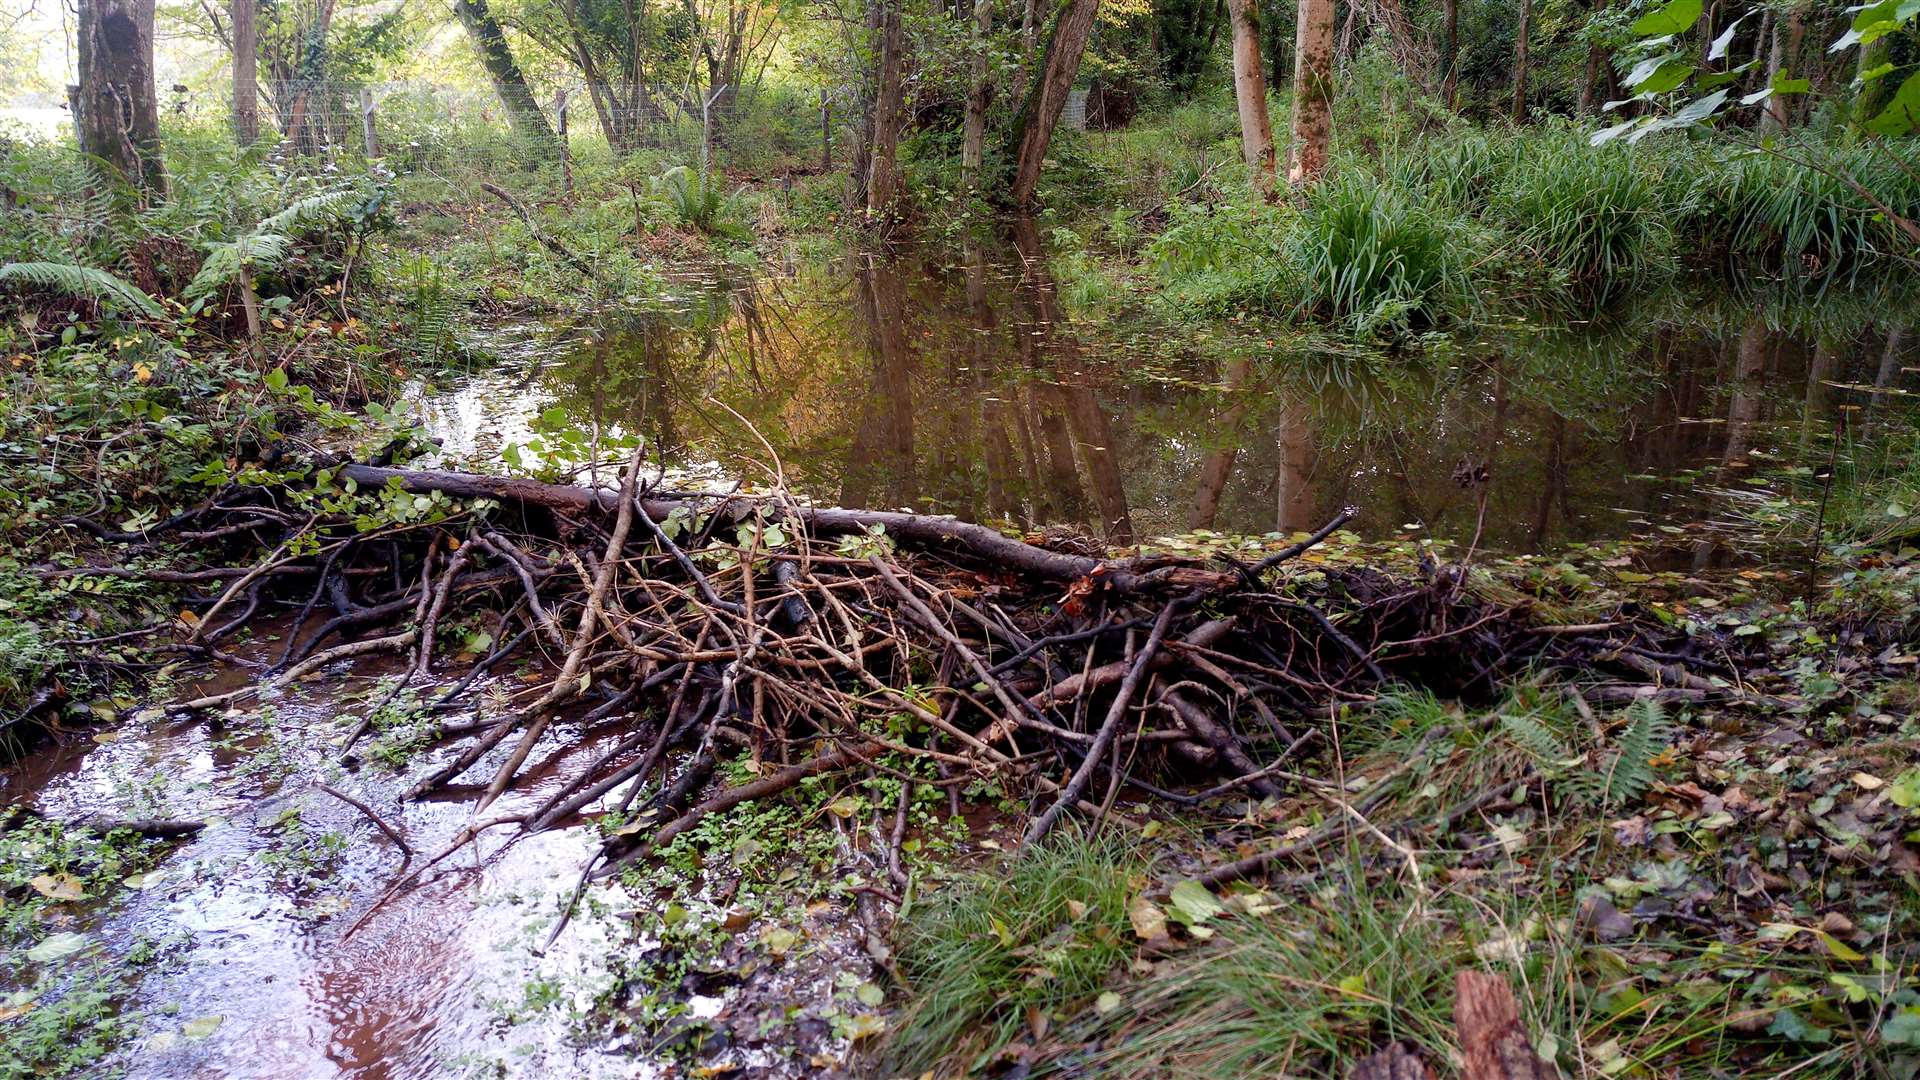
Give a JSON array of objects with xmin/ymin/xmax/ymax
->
[
  {"xmin": 28, "ymin": 873, "xmax": 85, "ymax": 902},
  {"xmin": 1127, "ymin": 896, "xmax": 1167, "ymax": 940},
  {"xmin": 132, "ymin": 361, "xmax": 152, "ymax": 383}
]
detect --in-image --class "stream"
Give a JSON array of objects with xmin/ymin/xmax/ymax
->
[{"xmin": 4, "ymin": 246, "xmax": 1914, "ymax": 1078}]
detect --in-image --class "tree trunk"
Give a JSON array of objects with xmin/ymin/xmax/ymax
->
[
  {"xmin": 456, "ymin": 0, "xmax": 561, "ymax": 157},
  {"xmin": 961, "ymin": 0, "xmax": 993, "ymax": 191},
  {"xmin": 232, "ymin": 0, "xmax": 260, "ymax": 146},
  {"xmin": 866, "ymin": 0, "xmax": 908, "ymax": 217},
  {"xmin": 1286, "ymin": 0, "xmax": 1334, "ymax": 184},
  {"xmin": 74, "ymin": 0, "xmax": 165, "ymax": 195},
  {"xmin": 1440, "ymin": 0, "xmax": 1458, "ymax": 109},
  {"xmin": 1764, "ymin": 3, "xmax": 1805, "ymax": 130},
  {"xmin": 1008, "ymin": 0, "xmax": 1103, "ymax": 208},
  {"xmin": 1510, "ymin": 0, "xmax": 1531, "ymax": 121},
  {"xmin": 1852, "ymin": 32, "xmax": 1892, "ymax": 124},
  {"xmin": 1227, "ymin": 0, "xmax": 1278, "ymax": 196},
  {"xmin": 1575, "ymin": 0, "xmax": 1608, "ymax": 115},
  {"xmin": 845, "ymin": 0, "xmax": 882, "ymax": 212}
]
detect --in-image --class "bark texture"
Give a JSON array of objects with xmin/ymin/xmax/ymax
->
[
  {"xmin": 961, "ymin": 0, "xmax": 994, "ymax": 191},
  {"xmin": 75, "ymin": 0, "xmax": 166, "ymax": 195},
  {"xmin": 1286, "ymin": 0, "xmax": 1334, "ymax": 184},
  {"xmin": 866, "ymin": 0, "xmax": 908, "ymax": 216},
  {"xmin": 1008, "ymin": 0, "xmax": 1103, "ymax": 207},
  {"xmin": 1454, "ymin": 970, "xmax": 1561, "ymax": 1080},
  {"xmin": 1510, "ymin": 0, "xmax": 1531, "ymax": 121},
  {"xmin": 1226, "ymin": 0, "xmax": 1278, "ymax": 196},
  {"xmin": 232, "ymin": 0, "xmax": 260, "ymax": 146}
]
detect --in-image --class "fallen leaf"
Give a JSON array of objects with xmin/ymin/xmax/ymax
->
[
  {"xmin": 25, "ymin": 932, "xmax": 88, "ymax": 964},
  {"xmin": 181, "ymin": 1015, "xmax": 223, "ymax": 1039},
  {"xmin": 1127, "ymin": 896, "xmax": 1167, "ymax": 941},
  {"xmin": 1167, "ymin": 880, "xmax": 1223, "ymax": 927},
  {"xmin": 28, "ymin": 874, "xmax": 86, "ymax": 902}
]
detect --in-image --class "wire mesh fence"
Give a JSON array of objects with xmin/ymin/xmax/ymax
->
[{"xmin": 157, "ymin": 80, "xmax": 767, "ymax": 172}]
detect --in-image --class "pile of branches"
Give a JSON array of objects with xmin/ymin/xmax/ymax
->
[{"xmin": 51, "ymin": 447, "xmax": 1783, "ymax": 901}]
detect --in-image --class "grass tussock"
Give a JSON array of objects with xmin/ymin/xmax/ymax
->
[{"xmin": 885, "ymin": 836, "xmax": 1143, "ymax": 1076}]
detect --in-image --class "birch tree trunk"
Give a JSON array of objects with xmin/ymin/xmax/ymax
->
[
  {"xmin": 1226, "ymin": 0, "xmax": 1278, "ymax": 196},
  {"xmin": 1008, "ymin": 0, "xmax": 1102, "ymax": 208},
  {"xmin": 75, "ymin": 0, "xmax": 165, "ymax": 195},
  {"xmin": 232, "ymin": 0, "xmax": 260, "ymax": 146},
  {"xmin": 1286, "ymin": 0, "xmax": 1334, "ymax": 185},
  {"xmin": 456, "ymin": 0, "xmax": 562, "ymax": 157},
  {"xmin": 961, "ymin": 0, "xmax": 993, "ymax": 192}
]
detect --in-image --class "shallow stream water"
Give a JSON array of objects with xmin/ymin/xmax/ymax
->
[{"xmin": 5, "ymin": 246, "xmax": 1915, "ymax": 1078}]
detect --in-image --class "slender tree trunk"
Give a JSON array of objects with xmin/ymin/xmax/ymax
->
[
  {"xmin": 1008, "ymin": 0, "xmax": 1103, "ymax": 208},
  {"xmin": 1575, "ymin": 0, "xmax": 1608, "ymax": 115},
  {"xmin": 232, "ymin": 0, "xmax": 260, "ymax": 146},
  {"xmin": 1510, "ymin": 0, "xmax": 1531, "ymax": 121},
  {"xmin": 1227, "ymin": 0, "xmax": 1278, "ymax": 196},
  {"xmin": 74, "ymin": 0, "xmax": 165, "ymax": 195},
  {"xmin": 456, "ymin": 0, "xmax": 562, "ymax": 156},
  {"xmin": 1764, "ymin": 2, "xmax": 1805, "ymax": 130},
  {"xmin": 961, "ymin": 0, "xmax": 993, "ymax": 192},
  {"xmin": 846, "ymin": 0, "xmax": 881, "ymax": 212},
  {"xmin": 1440, "ymin": 0, "xmax": 1459, "ymax": 109},
  {"xmin": 1852, "ymin": 33, "xmax": 1893, "ymax": 123},
  {"xmin": 866, "ymin": 0, "xmax": 907, "ymax": 217},
  {"xmin": 1286, "ymin": 0, "xmax": 1334, "ymax": 184}
]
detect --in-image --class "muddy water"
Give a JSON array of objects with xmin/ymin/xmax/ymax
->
[
  {"xmin": 3, "ymin": 676, "xmax": 650, "ymax": 1079},
  {"xmin": 409, "ymin": 248, "xmax": 1917, "ymax": 556}
]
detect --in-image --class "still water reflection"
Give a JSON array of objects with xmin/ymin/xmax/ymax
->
[{"xmin": 417, "ymin": 241, "xmax": 1915, "ymax": 555}]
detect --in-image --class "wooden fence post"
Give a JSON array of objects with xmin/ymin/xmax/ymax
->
[
  {"xmin": 556, "ymin": 88, "xmax": 573, "ymax": 197},
  {"xmin": 359, "ymin": 88, "xmax": 378, "ymax": 157}
]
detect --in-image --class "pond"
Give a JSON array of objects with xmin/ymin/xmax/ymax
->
[{"xmin": 414, "ymin": 239, "xmax": 1915, "ymax": 561}]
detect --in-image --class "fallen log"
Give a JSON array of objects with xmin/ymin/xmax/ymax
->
[{"xmin": 334, "ymin": 464, "xmax": 1239, "ymax": 593}]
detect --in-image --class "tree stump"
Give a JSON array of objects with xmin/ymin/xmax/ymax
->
[{"xmin": 1454, "ymin": 970, "xmax": 1562, "ymax": 1080}]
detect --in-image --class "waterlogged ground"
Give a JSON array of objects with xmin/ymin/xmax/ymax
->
[
  {"xmin": 408, "ymin": 248, "xmax": 1916, "ymax": 558},
  {"xmin": 5, "ymin": 249, "xmax": 1916, "ymax": 1077},
  {"xmin": 0, "ymin": 643, "xmax": 907, "ymax": 1078}
]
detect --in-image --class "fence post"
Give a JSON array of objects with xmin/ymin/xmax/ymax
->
[
  {"xmin": 556, "ymin": 88, "xmax": 573, "ymax": 197},
  {"xmin": 819, "ymin": 88, "xmax": 831, "ymax": 171},
  {"xmin": 700, "ymin": 84, "xmax": 727, "ymax": 183},
  {"xmin": 359, "ymin": 88, "xmax": 378, "ymax": 157}
]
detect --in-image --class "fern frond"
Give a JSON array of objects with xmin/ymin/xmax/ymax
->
[
  {"xmin": 0, "ymin": 261, "xmax": 167, "ymax": 320},
  {"xmin": 253, "ymin": 190, "xmax": 361, "ymax": 237},
  {"xmin": 1603, "ymin": 699, "xmax": 1672, "ymax": 807},
  {"xmin": 185, "ymin": 233, "xmax": 293, "ymax": 301},
  {"xmin": 1499, "ymin": 710, "xmax": 1575, "ymax": 766}
]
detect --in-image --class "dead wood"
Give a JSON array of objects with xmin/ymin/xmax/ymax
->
[
  {"xmin": 1348, "ymin": 1042, "xmax": 1436, "ymax": 1080},
  {"xmin": 1454, "ymin": 970, "xmax": 1562, "ymax": 1080}
]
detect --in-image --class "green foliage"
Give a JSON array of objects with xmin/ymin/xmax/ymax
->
[
  {"xmin": 1500, "ymin": 696, "xmax": 1671, "ymax": 809},
  {"xmin": 886, "ymin": 836, "xmax": 1142, "ymax": 1075},
  {"xmin": 1284, "ymin": 174, "xmax": 1469, "ymax": 331},
  {"xmin": 0, "ymin": 263, "xmax": 166, "ymax": 321},
  {"xmin": 653, "ymin": 165, "xmax": 737, "ymax": 236}
]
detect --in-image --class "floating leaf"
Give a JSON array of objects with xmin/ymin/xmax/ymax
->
[
  {"xmin": 25, "ymin": 932, "xmax": 88, "ymax": 964},
  {"xmin": 181, "ymin": 1015, "xmax": 224, "ymax": 1039},
  {"xmin": 28, "ymin": 874, "xmax": 86, "ymax": 902}
]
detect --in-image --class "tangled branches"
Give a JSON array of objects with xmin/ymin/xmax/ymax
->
[{"xmin": 52, "ymin": 451, "xmax": 1787, "ymax": 937}]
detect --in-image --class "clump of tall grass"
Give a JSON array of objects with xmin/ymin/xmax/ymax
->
[
  {"xmin": 1281, "ymin": 174, "xmax": 1472, "ymax": 333},
  {"xmin": 1693, "ymin": 144, "xmax": 1920, "ymax": 280},
  {"xmin": 1491, "ymin": 131, "xmax": 1674, "ymax": 298},
  {"xmin": 884, "ymin": 836, "xmax": 1142, "ymax": 1075}
]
